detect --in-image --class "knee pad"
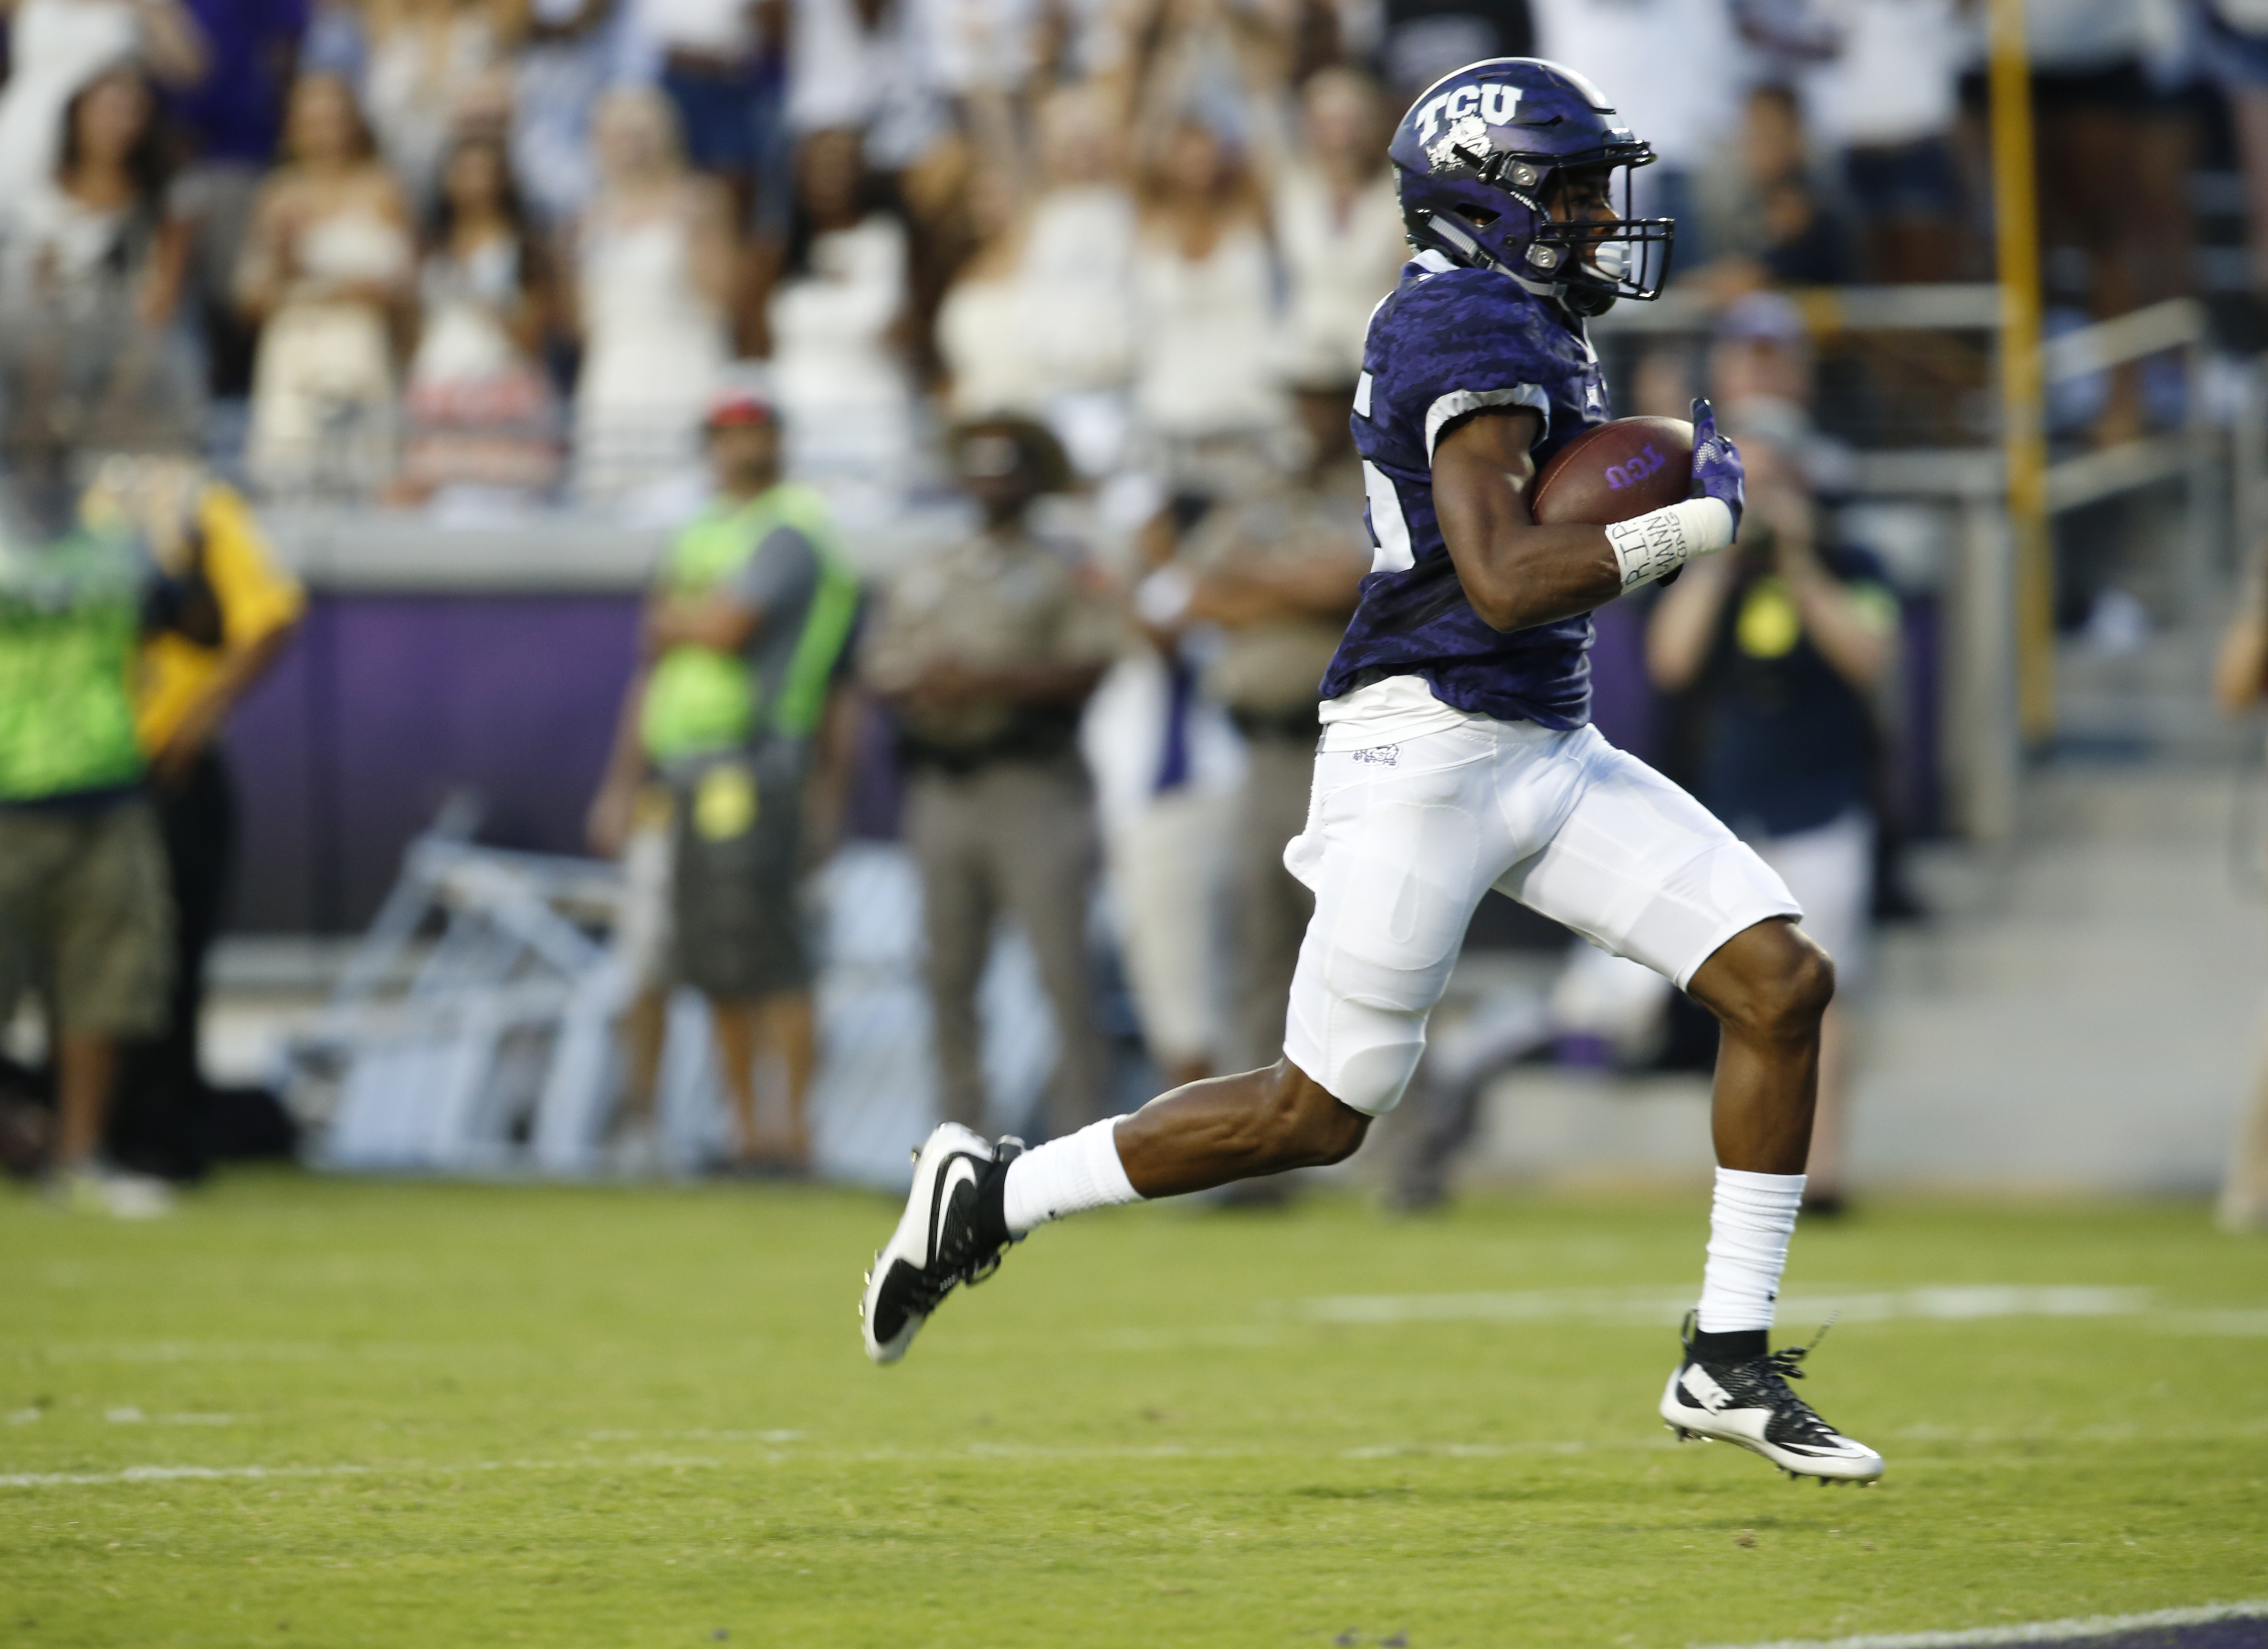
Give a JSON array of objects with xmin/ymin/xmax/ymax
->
[{"xmin": 1316, "ymin": 995, "xmax": 1427, "ymax": 1117}]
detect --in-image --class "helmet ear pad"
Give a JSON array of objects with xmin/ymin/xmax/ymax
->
[{"xmin": 1403, "ymin": 169, "xmax": 1550, "ymax": 277}]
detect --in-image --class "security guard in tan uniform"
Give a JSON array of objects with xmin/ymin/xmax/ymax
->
[
  {"xmin": 863, "ymin": 418, "xmax": 1120, "ymax": 1138},
  {"xmin": 1176, "ymin": 389, "xmax": 1367, "ymax": 1072}
]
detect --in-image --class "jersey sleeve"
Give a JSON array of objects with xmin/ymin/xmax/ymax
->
[{"xmin": 1380, "ymin": 271, "xmax": 1560, "ymax": 463}]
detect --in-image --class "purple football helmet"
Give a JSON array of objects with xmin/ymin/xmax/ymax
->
[{"xmin": 1391, "ymin": 57, "xmax": 1674, "ymax": 314}]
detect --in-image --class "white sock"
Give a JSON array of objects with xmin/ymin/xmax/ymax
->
[
  {"xmin": 1695, "ymin": 1167, "xmax": 1806, "ymax": 1333},
  {"xmin": 1001, "ymin": 1116, "xmax": 1141, "ymax": 1235}
]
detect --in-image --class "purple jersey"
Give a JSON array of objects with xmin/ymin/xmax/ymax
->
[{"xmin": 1321, "ymin": 250, "xmax": 1611, "ymax": 728}]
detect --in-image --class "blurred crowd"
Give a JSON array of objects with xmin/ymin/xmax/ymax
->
[
  {"xmin": 0, "ymin": 0, "xmax": 2256, "ymax": 511},
  {"xmin": 7, "ymin": 0, "xmax": 2268, "ymax": 1212}
]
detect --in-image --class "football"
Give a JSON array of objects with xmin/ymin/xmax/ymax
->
[{"xmin": 1528, "ymin": 416, "xmax": 1694, "ymax": 526}]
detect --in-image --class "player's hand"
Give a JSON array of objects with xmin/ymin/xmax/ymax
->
[{"xmin": 1690, "ymin": 397, "xmax": 1745, "ymax": 537}]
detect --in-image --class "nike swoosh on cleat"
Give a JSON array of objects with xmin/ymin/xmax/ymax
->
[{"xmin": 926, "ymin": 1156, "xmax": 980, "ymax": 1264}]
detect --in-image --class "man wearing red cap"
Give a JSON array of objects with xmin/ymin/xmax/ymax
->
[{"xmin": 588, "ymin": 384, "xmax": 860, "ymax": 1172}]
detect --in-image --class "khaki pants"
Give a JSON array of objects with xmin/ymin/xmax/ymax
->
[
  {"xmin": 905, "ymin": 759, "xmax": 1107, "ymax": 1138},
  {"xmin": 1108, "ymin": 786, "xmax": 1233, "ymax": 1071},
  {"xmin": 1226, "ymin": 735, "xmax": 1317, "ymax": 1074},
  {"xmin": 0, "ymin": 798, "xmax": 172, "ymax": 1038}
]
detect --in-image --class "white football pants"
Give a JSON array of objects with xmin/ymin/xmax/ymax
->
[{"xmin": 1281, "ymin": 713, "xmax": 1800, "ymax": 1115}]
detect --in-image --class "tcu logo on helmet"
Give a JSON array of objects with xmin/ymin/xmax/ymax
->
[
  {"xmin": 1604, "ymin": 444, "xmax": 1665, "ymax": 491},
  {"xmin": 1415, "ymin": 82, "xmax": 1523, "ymax": 145}
]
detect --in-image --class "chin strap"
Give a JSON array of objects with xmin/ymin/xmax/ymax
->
[{"xmin": 1420, "ymin": 212, "xmax": 1572, "ymax": 305}]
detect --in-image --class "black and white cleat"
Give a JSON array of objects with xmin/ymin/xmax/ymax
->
[
  {"xmin": 859, "ymin": 1123, "xmax": 1021, "ymax": 1366},
  {"xmin": 1657, "ymin": 1318, "xmax": 1884, "ymax": 1483}
]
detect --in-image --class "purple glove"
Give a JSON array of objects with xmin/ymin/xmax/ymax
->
[{"xmin": 1690, "ymin": 397, "xmax": 1745, "ymax": 536}]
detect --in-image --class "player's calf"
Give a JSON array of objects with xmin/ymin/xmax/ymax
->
[
  {"xmin": 1688, "ymin": 919, "xmax": 1834, "ymax": 1177},
  {"xmin": 862, "ymin": 1062, "xmax": 1370, "ymax": 1363},
  {"xmin": 1115, "ymin": 1060, "xmax": 1369, "ymax": 1197}
]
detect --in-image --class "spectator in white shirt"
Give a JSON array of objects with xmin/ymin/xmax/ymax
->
[
  {"xmin": 1798, "ymin": 0, "xmax": 1966, "ymax": 282},
  {"xmin": 1130, "ymin": 117, "xmax": 1283, "ymax": 479},
  {"xmin": 1271, "ymin": 66, "xmax": 1404, "ymax": 393},
  {"xmin": 1529, "ymin": 0, "xmax": 1747, "ymax": 264}
]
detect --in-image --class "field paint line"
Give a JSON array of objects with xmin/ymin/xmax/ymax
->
[
  {"xmin": 2151, "ymin": 1309, "xmax": 2268, "ymax": 1336},
  {"xmin": 3, "ymin": 1436, "xmax": 1655, "ymax": 1491},
  {"xmin": 0, "ymin": 1463, "xmax": 379, "ymax": 1489},
  {"xmin": 1342, "ymin": 1440, "xmax": 1595, "ymax": 1459},
  {"xmin": 1298, "ymin": 1285, "xmax": 2159, "ymax": 1326},
  {"xmin": 1092, "ymin": 1325, "xmax": 1286, "ymax": 1352},
  {"xmin": 12, "ymin": 1406, "xmax": 2256, "ymax": 1491},
  {"xmin": 26, "ymin": 1341, "xmax": 345, "ymax": 1365},
  {"xmin": 0, "ymin": 1455, "xmax": 739, "ymax": 1491},
  {"xmin": 1694, "ymin": 1598, "xmax": 2268, "ymax": 1649}
]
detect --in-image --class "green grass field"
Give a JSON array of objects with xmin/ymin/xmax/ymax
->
[{"xmin": 3, "ymin": 1173, "xmax": 2264, "ymax": 1649}]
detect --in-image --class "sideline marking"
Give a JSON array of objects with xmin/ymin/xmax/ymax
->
[
  {"xmin": 0, "ymin": 1438, "xmax": 1640, "ymax": 1491},
  {"xmin": 0, "ymin": 1455, "xmax": 734, "ymax": 1490},
  {"xmin": 1698, "ymin": 1600, "xmax": 2268, "ymax": 1649},
  {"xmin": 1299, "ymin": 1285, "xmax": 2159, "ymax": 1326}
]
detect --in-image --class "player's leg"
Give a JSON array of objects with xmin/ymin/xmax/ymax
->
[
  {"xmin": 1113, "ymin": 1059, "xmax": 1368, "ymax": 1193},
  {"xmin": 1012, "ymin": 720, "xmax": 1514, "ymax": 1209},
  {"xmin": 1501, "ymin": 731, "xmax": 1880, "ymax": 1481},
  {"xmin": 862, "ymin": 720, "xmax": 1514, "ymax": 1364},
  {"xmin": 1685, "ymin": 918, "xmax": 1830, "ymax": 1177},
  {"xmin": 1745, "ymin": 810, "xmax": 1876, "ymax": 1211}
]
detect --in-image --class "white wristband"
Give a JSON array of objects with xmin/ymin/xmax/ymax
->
[{"xmin": 1605, "ymin": 498, "xmax": 1735, "ymax": 591}]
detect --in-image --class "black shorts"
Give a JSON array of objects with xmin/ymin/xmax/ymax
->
[{"xmin": 667, "ymin": 741, "xmax": 810, "ymax": 1001}]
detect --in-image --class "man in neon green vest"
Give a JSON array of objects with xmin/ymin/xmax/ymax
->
[
  {"xmin": 0, "ymin": 472, "xmax": 176, "ymax": 1217},
  {"xmin": 588, "ymin": 385, "xmax": 860, "ymax": 1173}
]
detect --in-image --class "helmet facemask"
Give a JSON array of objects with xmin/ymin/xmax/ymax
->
[
  {"xmin": 1410, "ymin": 142, "xmax": 1674, "ymax": 314},
  {"xmin": 1523, "ymin": 160, "xmax": 1675, "ymax": 313}
]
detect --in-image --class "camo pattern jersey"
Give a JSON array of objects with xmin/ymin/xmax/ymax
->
[{"xmin": 1321, "ymin": 250, "xmax": 1612, "ymax": 729}]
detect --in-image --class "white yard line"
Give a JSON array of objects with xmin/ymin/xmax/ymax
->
[
  {"xmin": 0, "ymin": 1455, "xmax": 738, "ymax": 1490},
  {"xmin": 0, "ymin": 1437, "xmax": 1642, "ymax": 1491},
  {"xmin": 1700, "ymin": 1599, "xmax": 2268, "ymax": 1649},
  {"xmin": 26, "ymin": 1290, "xmax": 2264, "ymax": 1373},
  {"xmin": 1297, "ymin": 1284, "xmax": 2166, "ymax": 1326}
]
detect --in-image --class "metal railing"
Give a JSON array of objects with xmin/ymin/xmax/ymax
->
[{"xmin": 1602, "ymin": 284, "xmax": 2235, "ymax": 842}]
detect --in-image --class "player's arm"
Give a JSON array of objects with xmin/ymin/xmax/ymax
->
[
  {"xmin": 1431, "ymin": 408, "xmax": 1623, "ymax": 633},
  {"xmin": 1436, "ymin": 397, "xmax": 1746, "ymax": 634}
]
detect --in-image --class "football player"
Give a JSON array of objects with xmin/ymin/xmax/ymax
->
[{"xmin": 860, "ymin": 58, "xmax": 1882, "ymax": 1484}]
